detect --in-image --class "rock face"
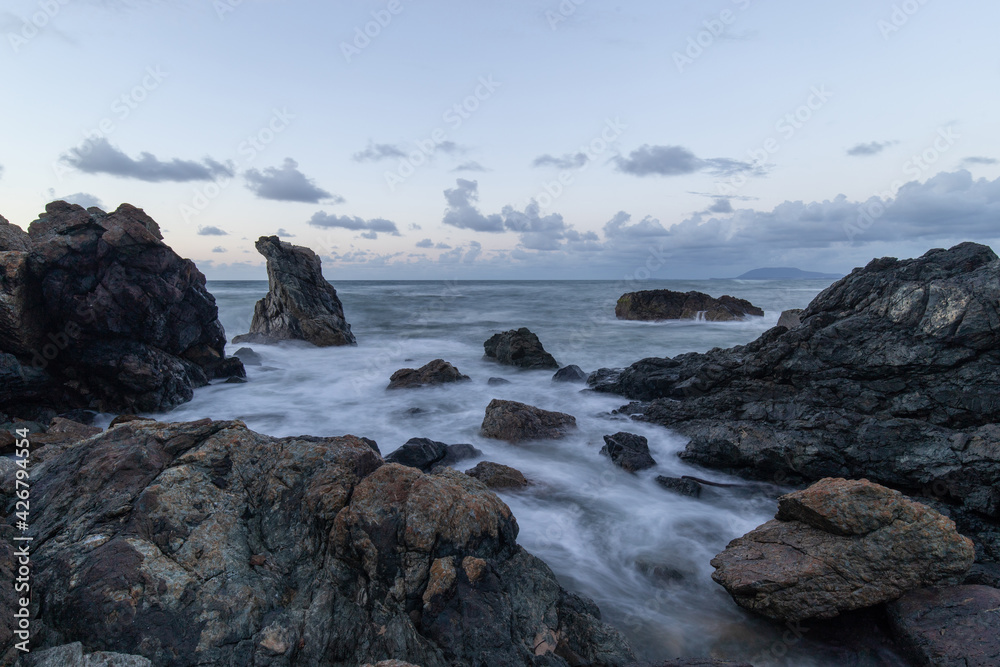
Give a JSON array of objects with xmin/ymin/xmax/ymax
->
[
  {"xmin": 481, "ymin": 399, "xmax": 577, "ymax": 443},
  {"xmin": 711, "ymin": 478, "xmax": 976, "ymax": 621},
  {"xmin": 483, "ymin": 328, "xmax": 558, "ymax": 369},
  {"xmin": 233, "ymin": 236, "xmax": 355, "ymax": 347},
  {"xmin": 387, "ymin": 359, "xmax": 470, "ymax": 390},
  {"xmin": 0, "ymin": 202, "xmax": 242, "ymax": 418},
  {"xmin": 465, "ymin": 462, "xmax": 529, "ymax": 489},
  {"xmin": 776, "ymin": 308, "xmax": 804, "ymax": 329},
  {"xmin": 887, "ymin": 585, "xmax": 1000, "ymax": 667},
  {"xmin": 4, "ymin": 419, "xmax": 634, "ymax": 666},
  {"xmin": 615, "ymin": 290, "xmax": 763, "ymax": 322},
  {"xmin": 591, "ymin": 243, "xmax": 1000, "ymax": 551},
  {"xmin": 600, "ymin": 432, "xmax": 656, "ymax": 472},
  {"xmin": 18, "ymin": 642, "xmax": 153, "ymax": 666},
  {"xmin": 384, "ymin": 437, "xmax": 482, "ymax": 472}
]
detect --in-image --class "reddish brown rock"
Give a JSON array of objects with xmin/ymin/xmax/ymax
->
[
  {"xmin": 465, "ymin": 461, "xmax": 529, "ymax": 489},
  {"xmin": 888, "ymin": 585, "xmax": 1000, "ymax": 667},
  {"xmin": 387, "ymin": 359, "xmax": 470, "ymax": 390},
  {"xmin": 480, "ymin": 399, "xmax": 576, "ymax": 443},
  {"xmin": 615, "ymin": 289, "xmax": 763, "ymax": 322}
]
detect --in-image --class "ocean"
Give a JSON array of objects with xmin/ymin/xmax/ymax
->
[{"xmin": 155, "ymin": 278, "xmax": 887, "ymax": 666}]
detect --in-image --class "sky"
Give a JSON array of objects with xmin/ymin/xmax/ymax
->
[{"xmin": 1, "ymin": 0, "xmax": 999, "ymax": 280}]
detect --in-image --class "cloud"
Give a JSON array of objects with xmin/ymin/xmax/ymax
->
[
  {"xmin": 51, "ymin": 191, "xmax": 105, "ymax": 209},
  {"xmin": 614, "ymin": 144, "xmax": 760, "ymax": 178},
  {"xmin": 198, "ymin": 226, "xmax": 228, "ymax": 236},
  {"xmin": 244, "ymin": 158, "xmax": 342, "ymax": 203},
  {"xmin": 352, "ymin": 142, "xmax": 408, "ymax": 163},
  {"xmin": 408, "ymin": 223, "xmax": 422, "ymax": 231},
  {"xmin": 212, "ymin": 246, "xmax": 226, "ymax": 253},
  {"xmin": 307, "ymin": 211, "xmax": 401, "ymax": 238},
  {"xmin": 436, "ymin": 242, "xmax": 451, "ymax": 249},
  {"xmin": 276, "ymin": 227, "xmax": 296, "ymax": 237},
  {"xmin": 416, "ymin": 238, "xmax": 434, "ymax": 248},
  {"xmin": 707, "ymin": 198, "xmax": 733, "ymax": 214},
  {"xmin": 846, "ymin": 140, "xmax": 899, "ymax": 157},
  {"xmin": 452, "ymin": 161, "xmax": 490, "ymax": 173},
  {"xmin": 961, "ymin": 156, "xmax": 999, "ymax": 167},
  {"xmin": 61, "ymin": 138, "xmax": 233, "ymax": 182},
  {"xmin": 435, "ymin": 141, "xmax": 465, "ymax": 155},
  {"xmin": 0, "ymin": 164, "xmax": 4, "ymax": 180},
  {"xmin": 532, "ymin": 152, "xmax": 589, "ymax": 169},
  {"xmin": 442, "ymin": 179, "xmax": 505, "ymax": 232}
]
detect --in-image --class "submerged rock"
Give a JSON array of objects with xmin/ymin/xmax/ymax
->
[
  {"xmin": 483, "ymin": 327, "xmax": 559, "ymax": 369},
  {"xmin": 387, "ymin": 359, "xmax": 470, "ymax": 390},
  {"xmin": 7, "ymin": 419, "xmax": 634, "ymax": 666},
  {"xmin": 600, "ymin": 432, "xmax": 656, "ymax": 472},
  {"xmin": 615, "ymin": 289, "xmax": 763, "ymax": 322},
  {"xmin": 233, "ymin": 347, "xmax": 262, "ymax": 366},
  {"xmin": 487, "ymin": 377, "xmax": 511, "ymax": 386},
  {"xmin": 552, "ymin": 364, "xmax": 588, "ymax": 383},
  {"xmin": 465, "ymin": 461, "xmax": 529, "ymax": 489},
  {"xmin": 711, "ymin": 478, "xmax": 975, "ymax": 621},
  {"xmin": 481, "ymin": 399, "xmax": 577, "ymax": 443},
  {"xmin": 233, "ymin": 235, "xmax": 355, "ymax": 347},
  {"xmin": 655, "ymin": 476, "xmax": 702, "ymax": 498}
]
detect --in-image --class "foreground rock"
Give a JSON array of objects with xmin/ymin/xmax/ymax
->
[
  {"xmin": 483, "ymin": 328, "xmax": 558, "ymax": 369},
  {"xmin": 600, "ymin": 432, "xmax": 656, "ymax": 472},
  {"xmin": 887, "ymin": 585, "xmax": 1000, "ymax": 666},
  {"xmin": 465, "ymin": 461, "xmax": 529, "ymax": 489},
  {"xmin": 4, "ymin": 419, "xmax": 634, "ymax": 666},
  {"xmin": 615, "ymin": 290, "xmax": 763, "ymax": 322},
  {"xmin": 481, "ymin": 399, "xmax": 576, "ymax": 443},
  {"xmin": 0, "ymin": 201, "xmax": 243, "ymax": 418},
  {"xmin": 776, "ymin": 308, "xmax": 803, "ymax": 329},
  {"xmin": 233, "ymin": 235, "xmax": 355, "ymax": 347},
  {"xmin": 592, "ymin": 243, "xmax": 1000, "ymax": 555},
  {"xmin": 387, "ymin": 359, "xmax": 470, "ymax": 390},
  {"xmin": 385, "ymin": 437, "xmax": 482, "ymax": 472},
  {"xmin": 18, "ymin": 642, "xmax": 152, "ymax": 666},
  {"xmin": 711, "ymin": 478, "xmax": 975, "ymax": 621}
]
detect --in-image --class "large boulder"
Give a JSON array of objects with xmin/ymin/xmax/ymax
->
[
  {"xmin": 233, "ymin": 236, "xmax": 355, "ymax": 347},
  {"xmin": 481, "ymin": 399, "xmax": 577, "ymax": 443},
  {"xmin": 600, "ymin": 432, "xmax": 656, "ymax": 472},
  {"xmin": 483, "ymin": 328, "xmax": 558, "ymax": 369},
  {"xmin": 711, "ymin": 478, "xmax": 975, "ymax": 621},
  {"xmin": 3, "ymin": 419, "xmax": 633, "ymax": 666},
  {"xmin": 615, "ymin": 290, "xmax": 763, "ymax": 322},
  {"xmin": 0, "ymin": 202, "xmax": 242, "ymax": 417},
  {"xmin": 591, "ymin": 243, "xmax": 1000, "ymax": 549},
  {"xmin": 387, "ymin": 359, "xmax": 470, "ymax": 390}
]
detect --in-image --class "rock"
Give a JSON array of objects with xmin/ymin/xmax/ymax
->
[
  {"xmin": 385, "ymin": 437, "xmax": 481, "ymax": 472},
  {"xmin": 0, "ymin": 213, "xmax": 31, "ymax": 252},
  {"xmin": 4, "ymin": 418, "xmax": 633, "ymax": 665},
  {"xmin": 649, "ymin": 661, "xmax": 753, "ymax": 667},
  {"xmin": 591, "ymin": 243, "xmax": 1000, "ymax": 530},
  {"xmin": 232, "ymin": 235, "xmax": 355, "ymax": 347},
  {"xmin": 600, "ymin": 432, "xmax": 656, "ymax": 472},
  {"xmin": 361, "ymin": 662, "xmax": 423, "ymax": 667},
  {"xmin": 108, "ymin": 415, "xmax": 155, "ymax": 428},
  {"xmin": 552, "ymin": 365, "xmax": 588, "ymax": 383},
  {"xmin": 233, "ymin": 347, "xmax": 262, "ymax": 366},
  {"xmin": 711, "ymin": 478, "xmax": 976, "ymax": 621},
  {"xmin": 487, "ymin": 377, "xmax": 511, "ymax": 386},
  {"xmin": 887, "ymin": 585, "xmax": 1000, "ymax": 666},
  {"xmin": 483, "ymin": 327, "xmax": 558, "ymax": 369},
  {"xmin": 655, "ymin": 476, "xmax": 702, "ymax": 498},
  {"xmin": 465, "ymin": 462, "xmax": 529, "ymax": 489},
  {"xmin": 615, "ymin": 290, "xmax": 764, "ymax": 322},
  {"xmin": 31, "ymin": 417, "xmax": 101, "ymax": 446},
  {"xmin": 481, "ymin": 399, "xmax": 576, "ymax": 443},
  {"xmin": 0, "ymin": 202, "xmax": 242, "ymax": 416},
  {"xmin": 387, "ymin": 359, "xmax": 470, "ymax": 390},
  {"xmin": 16, "ymin": 642, "xmax": 153, "ymax": 666},
  {"xmin": 776, "ymin": 308, "xmax": 804, "ymax": 329},
  {"xmin": 964, "ymin": 562, "xmax": 1000, "ymax": 588}
]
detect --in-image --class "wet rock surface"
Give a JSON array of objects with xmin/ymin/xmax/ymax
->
[
  {"xmin": 465, "ymin": 461, "xmax": 529, "ymax": 489},
  {"xmin": 600, "ymin": 432, "xmax": 656, "ymax": 472},
  {"xmin": 384, "ymin": 437, "xmax": 481, "ymax": 472},
  {"xmin": 387, "ymin": 359, "xmax": 470, "ymax": 390},
  {"xmin": 615, "ymin": 290, "xmax": 763, "ymax": 322},
  {"xmin": 483, "ymin": 328, "xmax": 559, "ymax": 369},
  {"xmin": 552, "ymin": 365, "xmax": 587, "ymax": 383},
  {"xmin": 481, "ymin": 399, "xmax": 577, "ymax": 443}
]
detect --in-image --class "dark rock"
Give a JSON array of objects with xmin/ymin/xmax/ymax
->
[
  {"xmin": 16, "ymin": 642, "xmax": 153, "ymax": 666},
  {"xmin": 436, "ymin": 443, "xmax": 482, "ymax": 469},
  {"xmin": 224, "ymin": 376, "xmax": 248, "ymax": 384},
  {"xmin": 387, "ymin": 359, "xmax": 470, "ymax": 390},
  {"xmin": 481, "ymin": 399, "xmax": 576, "ymax": 443},
  {"xmin": 31, "ymin": 417, "xmax": 101, "ymax": 446},
  {"xmin": 600, "ymin": 432, "xmax": 657, "ymax": 472},
  {"xmin": 487, "ymin": 377, "xmax": 511, "ymax": 386},
  {"xmin": 648, "ymin": 661, "xmax": 753, "ymax": 667},
  {"xmin": 964, "ymin": 562, "xmax": 1000, "ymax": 588},
  {"xmin": 232, "ymin": 235, "xmax": 355, "ymax": 347},
  {"xmin": 655, "ymin": 476, "xmax": 702, "ymax": 498},
  {"xmin": 711, "ymin": 478, "xmax": 975, "ymax": 621},
  {"xmin": 233, "ymin": 347, "xmax": 262, "ymax": 366},
  {"xmin": 483, "ymin": 327, "xmax": 559, "ymax": 369},
  {"xmin": 591, "ymin": 243, "xmax": 1000, "ymax": 529},
  {"xmin": 6, "ymin": 419, "xmax": 634, "ymax": 666},
  {"xmin": 616, "ymin": 290, "xmax": 764, "ymax": 322},
  {"xmin": 465, "ymin": 461, "xmax": 529, "ymax": 489},
  {"xmin": 888, "ymin": 585, "xmax": 1000, "ymax": 666},
  {"xmin": 0, "ymin": 213, "xmax": 31, "ymax": 252},
  {"xmin": 385, "ymin": 437, "xmax": 481, "ymax": 472},
  {"xmin": 553, "ymin": 364, "xmax": 588, "ymax": 383},
  {"xmin": 56, "ymin": 409, "xmax": 98, "ymax": 425},
  {"xmin": 776, "ymin": 308, "xmax": 804, "ymax": 329}
]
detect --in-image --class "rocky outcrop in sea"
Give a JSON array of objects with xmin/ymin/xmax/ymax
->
[
  {"xmin": 483, "ymin": 328, "xmax": 559, "ymax": 369},
  {"xmin": 615, "ymin": 290, "xmax": 763, "ymax": 322}
]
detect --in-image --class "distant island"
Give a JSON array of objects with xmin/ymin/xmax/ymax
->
[{"xmin": 734, "ymin": 267, "xmax": 843, "ymax": 280}]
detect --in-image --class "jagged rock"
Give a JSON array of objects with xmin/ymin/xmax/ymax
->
[
  {"xmin": 487, "ymin": 377, "xmax": 511, "ymax": 386},
  {"xmin": 387, "ymin": 359, "xmax": 470, "ymax": 390},
  {"xmin": 233, "ymin": 347, "xmax": 262, "ymax": 366},
  {"xmin": 711, "ymin": 478, "xmax": 975, "ymax": 621},
  {"xmin": 0, "ymin": 213, "xmax": 31, "ymax": 252},
  {"xmin": 651, "ymin": 661, "xmax": 753, "ymax": 667},
  {"xmin": 16, "ymin": 642, "xmax": 153, "ymax": 666},
  {"xmin": 600, "ymin": 432, "xmax": 656, "ymax": 472},
  {"xmin": 31, "ymin": 417, "xmax": 101, "ymax": 446},
  {"xmin": 385, "ymin": 437, "xmax": 481, "ymax": 472},
  {"xmin": 481, "ymin": 399, "xmax": 576, "ymax": 443},
  {"xmin": 108, "ymin": 415, "xmax": 155, "ymax": 428},
  {"xmin": 964, "ymin": 562, "xmax": 1000, "ymax": 588},
  {"xmin": 552, "ymin": 365, "xmax": 587, "ymax": 383},
  {"xmin": 3, "ymin": 419, "xmax": 634, "ymax": 666},
  {"xmin": 465, "ymin": 462, "xmax": 529, "ymax": 489},
  {"xmin": 483, "ymin": 328, "xmax": 558, "ymax": 369},
  {"xmin": 655, "ymin": 476, "xmax": 702, "ymax": 498},
  {"xmin": 0, "ymin": 202, "xmax": 242, "ymax": 417},
  {"xmin": 361, "ymin": 662, "xmax": 423, "ymax": 667},
  {"xmin": 232, "ymin": 236, "xmax": 355, "ymax": 347},
  {"xmin": 887, "ymin": 585, "xmax": 1000, "ymax": 667},
  {"xmin": 776, "ymin": 308, "xmax": 804, "ymax": 329},
  {"xmin": 591, "ymin": 243, "xmax": 1000, "ymax": 534},
  {"xmin": 615, "ymin": 290, "xmax": 764, "ymax": 322}
]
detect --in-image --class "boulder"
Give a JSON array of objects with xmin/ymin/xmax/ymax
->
[
  {"xmin": 615, "ymin": 290, "xmax": 764, "ymax": 322},
  {"xmin": 655, "ymin": 476, "xmax": 702, "ymax": 498},
  {"xmin": 552, "ymin": 365, "xmax": 588, "ymax": 383},
  {"xmin": 465, "ymin": 461, "xmax": 529, "ymax": 489},
  {"xmin": 487, "ymin": 377, "xmax": 511, "ymax": 386},
  {"xmin": 31, "ymin": 417, "xmax": 101, "ymax": 446},
  {"xmin": 232, "ymin": 347, "xmax": 262, "ymax": 366},
  {"xmin": 5, "ymin": 419, "xmax": 634, "ymax": 666},
  {"xmin": 776, "ymin": 308, "xmax": 804, "ymax": 329},
  {"xmin": 711, "ymin": 478, "xmax": 976, "ymax": 621},
  {"xmin": 385, "ymin": 437, "xmax": 481, "ymax": 472},
  {"xmin": 600, "ymin": 432, "xmax": 656, "ymax": 472},
  {"xmin": 0, "ymin": 213, "xmax": 31, "ymax": 252},
  {"xmin": 483, "ymin": 328, "xmax": 558, "ymax": 369},
  {"xmin": 387, "ymin": 359, "xmax": 470, "ymax": 390},
  {"xmin": 232, "ymin": 236, "xmax": 355, "ymax": 347},
  {"xmin": 591, "ymin": 243, "xmax": 1000, "ymax": 545},
  {"xmin": 887, "ymin": 585, "xmax": 1000, "ymax": 666},
  {"xmin": 481, "ymin": 399, "xmax": 576, "ymax": 443}
]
